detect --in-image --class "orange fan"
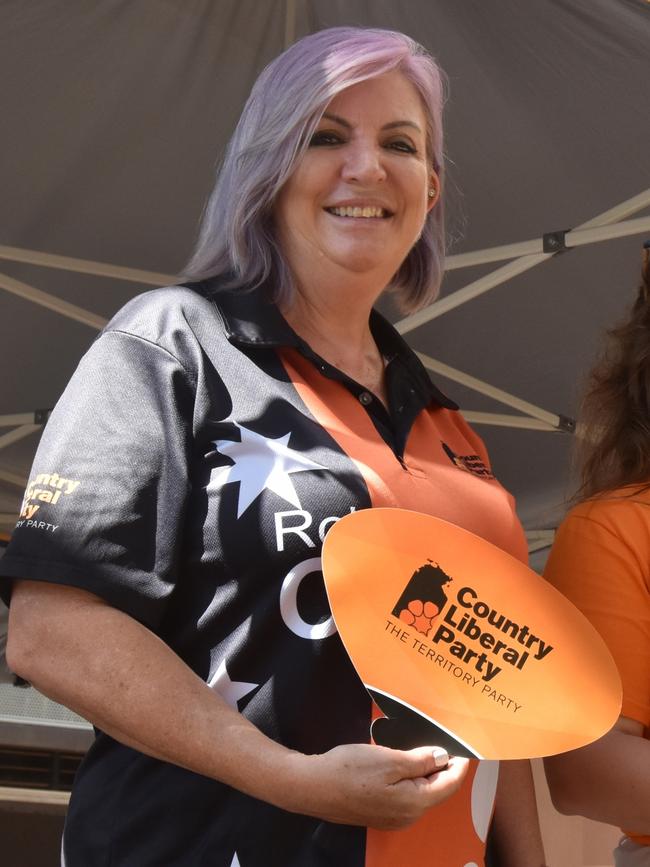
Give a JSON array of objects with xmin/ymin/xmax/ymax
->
[{"xmin": 321, "ymin": 508, "xmax": 621, "ymax": 760}]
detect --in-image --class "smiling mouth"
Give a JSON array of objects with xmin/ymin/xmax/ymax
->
[{"xmin": 325, "ymin": 206, "xmax": 391, "ymax": 219}]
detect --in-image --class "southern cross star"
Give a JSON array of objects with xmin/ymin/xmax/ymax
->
[{"xmin": 208, "ymin": 424, "xmax": 326, "ymax": 518}]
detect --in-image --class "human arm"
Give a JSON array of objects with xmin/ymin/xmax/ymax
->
[
  {"xmin": 488, "ymin": 760, "xmax": 547, "ymax": 867},
  {"xmin": 542, "ymin": 500, "xmax": 650, "ymax": 834},
  {"xmin": 7, "ymin": 578, "xmax": 468, "ymax": 829},
  {"xmin": 544, "ymin": 715, "xmax": 650, "ymax": 832}
]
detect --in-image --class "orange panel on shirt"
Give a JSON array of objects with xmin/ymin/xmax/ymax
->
[{"xmin": 281, "ymin": 348, "xmax": 527, "ymax": 866}]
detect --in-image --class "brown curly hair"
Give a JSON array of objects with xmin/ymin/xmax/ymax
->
[{"xmin": 575, "ymin": 243, "xmax": 650, "ymax": 501}]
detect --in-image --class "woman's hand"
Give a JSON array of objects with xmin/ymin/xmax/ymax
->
[{"xmin": 281, "ymin": 743, "xmax": 469, "ymax": 829}]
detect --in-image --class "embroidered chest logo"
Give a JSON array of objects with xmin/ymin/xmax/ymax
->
[
  {"xmin": 441, "ymin": 442, "xmax": 495, "ymax": 479},
  {"xmin": 207, "ymin": 423, "xmax": 326, "ymax": 517}
]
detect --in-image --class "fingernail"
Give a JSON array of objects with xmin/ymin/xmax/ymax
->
[{"xmin": 432, "ymin": 747, "xmax": 449, "ymax": 768}]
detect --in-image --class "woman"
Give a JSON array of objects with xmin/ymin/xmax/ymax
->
[
  {"xmin": 2, "ymin": 27, "xmax": 544, "ymax": 866},
  {"xmin": 544, "ymin": 244, "xmax": 650, "ymax": 866}
]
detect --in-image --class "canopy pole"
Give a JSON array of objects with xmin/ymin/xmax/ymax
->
[
  {"xmin": 0, "ymin": 272, "xmax": 106, "ymax": 330},
  {"xmin": 0, "ymin": 468, "xmax": 27, "ymax": 489},
  {"xmin": 526, "ymin": 530, "xmax": 556, "ymax": 554},
  {"xmin": 0, "ymin": 412, "xmax": 51, "ymax": 428},
  {"xmin": 397, "ymin": 188, "xmax": 650, "ymax": 333},
  {"xmin": 0, "ymin": 245, "xmax": 174, "ymax": 286},
  {"xmin": 462, "ymin": 411, "xmax": 558, "ymax": 431},
  {"xmin": 445, "ymin": 214, "xmax": 650, "ymax": 271},
  {"xmin": 0, "ymin": 425, "xmax": 40, "ymax": 453},
  {"xmin": 417, "ymin": 352, "xmax": 573, "ymax": 431}
]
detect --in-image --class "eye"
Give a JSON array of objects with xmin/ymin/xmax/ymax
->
[
  {"xmin": 385, "ymin": 138, "xmax": 417, "ymax": 155},
  {"xmin": 309, "ymin": 130, "xmax": 344, "ymax": 147}
]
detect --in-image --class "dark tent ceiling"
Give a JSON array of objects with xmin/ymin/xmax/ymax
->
[{"xmin": 2, "ymin": 0, "xmax": 650, "ymax": 566}]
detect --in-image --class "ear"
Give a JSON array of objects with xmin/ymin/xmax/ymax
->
[{"xmin": 426, "ymin": 169, "xmax": 441, "ymax": 212}]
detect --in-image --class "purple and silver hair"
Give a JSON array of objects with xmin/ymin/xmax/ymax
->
[{"xmin": 184, "ymin": 26, "xmax": 446, "ymax": 312}]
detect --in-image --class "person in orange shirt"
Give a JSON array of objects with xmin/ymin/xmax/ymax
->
[{"xmin": 544, "ymin": 243, "xmax": 650, "ymax": 866}]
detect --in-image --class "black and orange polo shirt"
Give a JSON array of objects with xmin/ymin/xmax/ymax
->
[{"xmin": 0, "ymin": 280, "xmax": 527, "ymax": 866}]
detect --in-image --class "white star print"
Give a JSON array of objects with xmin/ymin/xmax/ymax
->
[
  {"xmin": 209, "ymin": 659, "xmax": 258, "ymax": 709},
  {"xmin": 208, "ymin": 424, "xmax": 326, "ymax": 518},
  {"xmin": 229, "ymin": 854, "xmax": 241, "ymax": 867}
]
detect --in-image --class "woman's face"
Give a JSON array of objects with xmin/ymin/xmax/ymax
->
[{"xmin": 274, "ymin": 70, "xmax": 438, "ymax": 293}]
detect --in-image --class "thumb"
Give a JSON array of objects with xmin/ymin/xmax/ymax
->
[{"xmin": 400, "ymin": 745, "xmax": 450, "ymax": 778}]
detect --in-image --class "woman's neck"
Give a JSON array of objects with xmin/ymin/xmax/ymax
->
[{"xmin": 282, "ymin": 283, "xmax": 389, "ymax": 406}]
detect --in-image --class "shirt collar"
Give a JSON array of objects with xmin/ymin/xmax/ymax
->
[
  {"xmin": 369, "ymin": 312, "xmax": 458, "ymax": 411},
  {"xmin": 187, "ymin": 277, "xmax": 457, "ymax": 411}
]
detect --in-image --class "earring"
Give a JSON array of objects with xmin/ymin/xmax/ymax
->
[{"xmin": 428, "ymin": 188, "xmax": 436, "ymax": 198}]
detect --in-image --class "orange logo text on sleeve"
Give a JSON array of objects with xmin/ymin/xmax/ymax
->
[{"xmin": 16, "ymin": 472, "xmax": 81, "ymax": 532}]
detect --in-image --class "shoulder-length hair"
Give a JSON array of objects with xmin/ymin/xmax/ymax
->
[
  {"xmin": 183, "ymin": 26, "xmax": 446, "ymax": 313},
  {"xmin": 575, "ymin": 245, "xmax": 650, "ymax": 500}
]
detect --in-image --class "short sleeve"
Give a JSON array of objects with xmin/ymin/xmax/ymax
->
[
  {"xmin": 544, "ymin": 501, "xmax": 650, "ymax": 727},
  {"xmin": 0, "ymin": 329, "xmax": 195, "ymax": 631}
]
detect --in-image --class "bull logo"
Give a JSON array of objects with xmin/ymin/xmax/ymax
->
[{"xmin": 392, "ymin": 560, "xmax": 452, "ymax": 636}]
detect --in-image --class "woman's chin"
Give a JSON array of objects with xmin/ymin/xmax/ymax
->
[{"xmin": 325, "ymin": 247, "xmax": 405, "ymax": 278}]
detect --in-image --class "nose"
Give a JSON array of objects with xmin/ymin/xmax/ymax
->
[{"xmin": 340, "ymin": 140, "xmax": 387, "ymax": 185}]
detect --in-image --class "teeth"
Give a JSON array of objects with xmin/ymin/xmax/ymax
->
[{"xmin": 328, "ymin": 206, "xmax": 387, "ymax": 218}]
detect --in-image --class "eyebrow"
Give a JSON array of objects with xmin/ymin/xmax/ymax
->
[{"xmin": 321, "ymin": 112, "xmax": 422, "ymax": 134}]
